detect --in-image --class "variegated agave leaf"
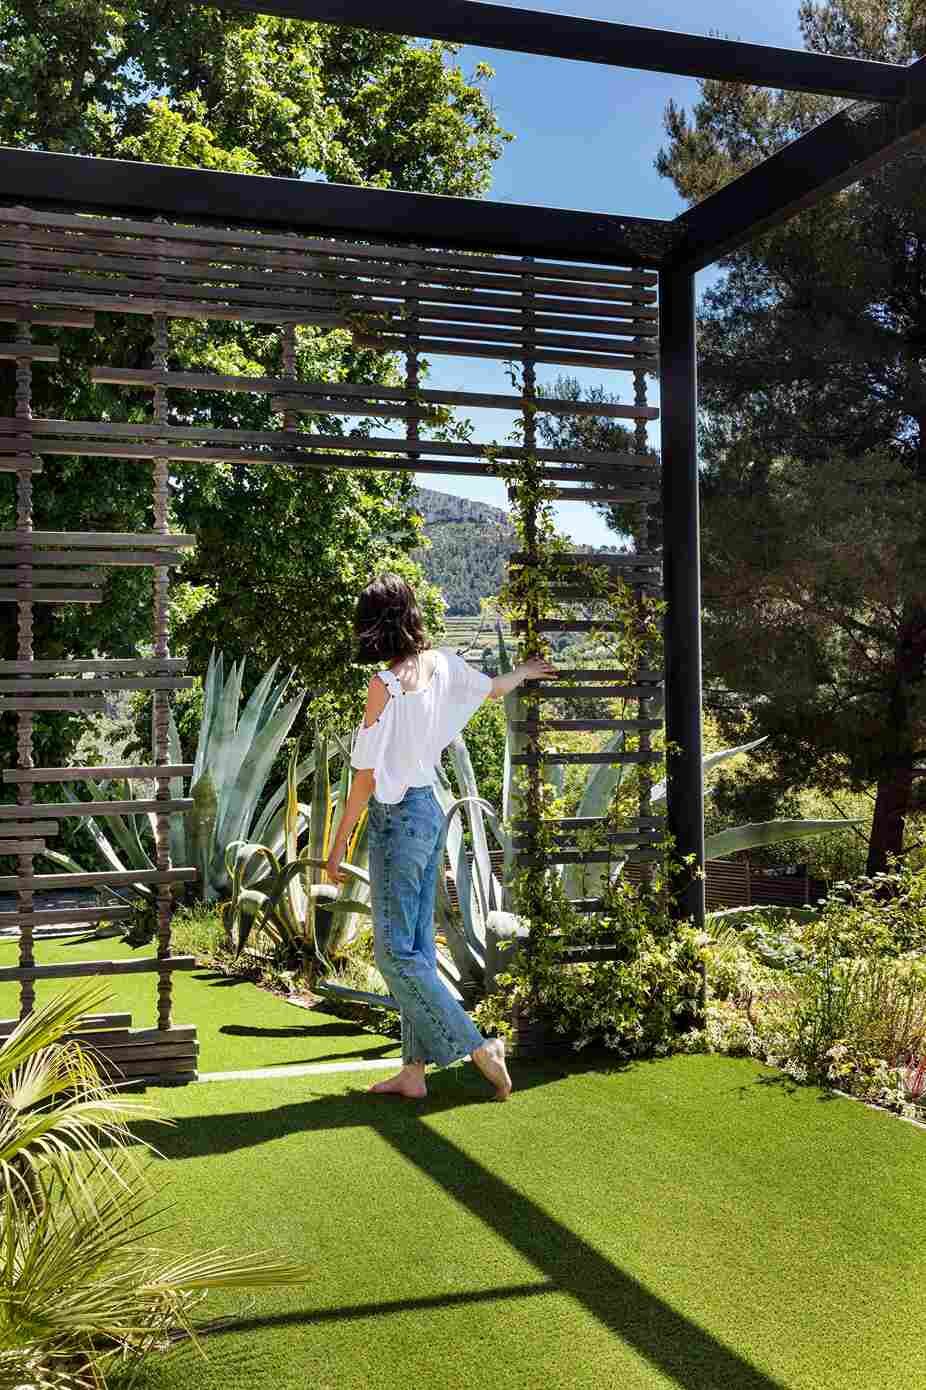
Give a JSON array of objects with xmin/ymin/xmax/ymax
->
[
  {"xmin": 650, "ymin": 736, "xmax": 768, "ymax": 808},
  {"xmin": 560, "ymin": 728, "xmax": 628, "ymax": 902}
]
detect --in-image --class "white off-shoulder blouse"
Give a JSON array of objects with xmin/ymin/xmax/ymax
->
[{"xmin": 349, "ymin": 646, "xmax": 493, "ymax": 803}]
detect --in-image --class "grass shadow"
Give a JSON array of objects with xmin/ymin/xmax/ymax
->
[{"xmin": 135, "ymin": 1061, "xmax": 787, "ymax": 1390}]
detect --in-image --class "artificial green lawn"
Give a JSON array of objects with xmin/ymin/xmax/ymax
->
[
  {"xmin": 0, "ymin": 934, "xmax": 399, "ymax": 1072},
  {"xmin": 126, "ymin": 1053, "xmax": 925, "ymax": 1390}
]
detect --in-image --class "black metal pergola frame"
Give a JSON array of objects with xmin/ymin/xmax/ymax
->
[{"xmin": 3, "ymin": 0, "xmax": 925, "ymax": 930}]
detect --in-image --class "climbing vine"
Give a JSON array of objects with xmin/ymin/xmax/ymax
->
[{"xmin": 473, "ymin": 393, "xmax": 703, "ymax": 1054}]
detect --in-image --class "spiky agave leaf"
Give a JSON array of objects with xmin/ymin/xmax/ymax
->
[
  {"xmin": 649, "ymin": 736, "xmax": 768, "ymax": 808},
  {"xmin": 704, "ymin": 818, "xmax": 863, "ymax": 860},
  {"xmin": 208, "ymin": 689, "xmax": 306, "ymax": 892}
]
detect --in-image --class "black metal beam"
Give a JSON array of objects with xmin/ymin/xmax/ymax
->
[
  {"xmin": 0, "ymin": 146, "xmax": 672, "ymax": 266},
  {"xmin": 194, "ymin": 0, "xmax": 907, "ymax": 103},
  {"xmin": 670, "ymin": 54, "xmax": 926, "ymax": 272},
  {"xmin": 658, "ymin": 268, "xmax": 705, "ymax": 931}
]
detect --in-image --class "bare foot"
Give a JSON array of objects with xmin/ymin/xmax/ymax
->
[
  {"xmin": 471, "ymin": 1038, "xmax": 513, "ymax": 1101},
  {"xmin": 367, "ymin": 1064, "xmax": 427, "ymax": 1100}
]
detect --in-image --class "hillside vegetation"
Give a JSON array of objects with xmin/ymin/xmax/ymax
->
[{"xmin": 413, "ymin": 486, "xmax": 516, "ymax": 615}]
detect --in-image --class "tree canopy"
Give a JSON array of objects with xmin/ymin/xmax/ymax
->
[
  {"xmin": 0, "ymin": 1, "xmax": 512, "ymax": 752},
  {"xmin": 657, "ymin": 0, "xmax": 926, "ymax": 873}
]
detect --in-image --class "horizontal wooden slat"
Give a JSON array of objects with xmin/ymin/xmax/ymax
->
[
  {"xmin": 3, "ymin": 764, "xmax": 191, "ymax": 782},
  {"xmin": 0, "ymin": 568, "xmax": 97, "ymax": 584},
  {"xmin": 528, "ymin": 668, "xmax": 663, "ymax": 682},
  {"xmin": 513, "ymin": 831, "xmax": 661, "ymax": 848},
  {"xmin": 0, "ymin": 283, "xmax": 334, "ymax": 326},
  {"xmin": 0, "ymin": 590, "xmax": 102, "ymax": 604},
  {"xmin": 0, "ymin": 532, "xmax": 194, "ymax": 548},
  {"xmin": 356, "ymin": 333, "xmax": 657, "ymax": 372},
  {"xmin": 514, "ymin": 850, "xmax": 661, "ymax": 865},
  {"xmin": 0, "ymin": 206, "xmax": 657, "ymax": 288},
  {"xmin": 524, "ymin": 685, "xmax": 663, "ymax": 700},
  {"xmin": 550, "ymin": 489, "xmax": 659, "ymax": 503},
  {"xmin": 511, "ymin": 751, "xmax": 664, "ymax": 765},
  {"xmin": 0, "ymin": 868, "xmax": 197, "ymax": 891},
  {"xmin": 510, "ymin": 551, "xmax": 662, "ymax": 567},
  {"xmin": 0, "ymin": 459, "xmax": 42, "ymax": 474},
  {"xmin": 512, "ymin": 816, "xmax": 665, "ymax": 830},
  {"xmin": 0, "ymin": 677, "xmax": 194, "ymax": 693},
  {"xmin": 0, "ymin": 952, "xmax": 196, "ymax": 982},
  {"xmin": 511, "ymin": 620, "xmax": 635, "ymax": 633},
  {"xmin": 511, "ymin": 718, "xmax": 662, "ymax": 732},
  {"xmin": 0, "ymin": 799, "xmax": 191, "ymax": 819},
  {"xmin": 0, "ymin": 905, "xmax": 134, "ymax": 927},
  {"xmin": 90, "ymin": 1025, "xmax": 198, "ymax": 1046},
  {"xmin": 0, "ymin": 1011, "xmax": 133, "ymax": 1035},
  {"xmin": 0, "ymin": 240, "xmax": 658, "ymax": 306},
  {"xmin": 555, "ymin": 947, "xmax": 627, "ymax": 964},
  {"xmin": 546, "ymin": 585, "xmax": 663, "ymax": 600},
  {"xmin": 88, "ymin": 1042, "xmax": 199, "ymax": 1066},
  {"xmin": 0, "ymin": 305, "xmax": 96, "ymax": 328},
  {"xmin": 271, "ymin": 398, "xmax": 434, "ymax": 421},
  {"xmin": 0, "ymin": 341, "xmax": 59, "ymax": 361},
  {"xmin": 0, "ymin": 697, "xmax": 106, "ymax": 711},
  {"xmin": 0, "ymin": 839, "xmax": 45, "ymax": 854},
  {"xmin": 90, "ymin": 369, "xmax": 660, "ymax": 419},
  {"xmin": 0, "ymin": 821, "xmax": 59, "ymax": 836},
  {"xmin": 10, "ymin": 443, "xmax": 645, "ymax": 484},
  {"xmin": 354, "ymin": 318, "xmax": 658, "ymax": 357},
  {"xmin": 6, "ymin": 420, "xmax": 641, "ymax": 470},
  {"xmin": 0, "ymin": 659, "xmax": 187, "ymax": 674},
  {"xmin": 0, "ymin": 549, "xmax": 189, "ymax": 567}
]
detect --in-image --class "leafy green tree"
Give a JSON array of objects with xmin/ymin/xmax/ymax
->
[
  {"xmin": 655, "ymin": 0, "xmax": 926, "ymax": 875},
  {"xmin": 0, "ymin": 1, "xmax": 511, "ymax": 750}
]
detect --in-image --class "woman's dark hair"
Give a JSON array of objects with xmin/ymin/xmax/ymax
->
[{"xmin": 353, "ymin": 573, "xmax": 430, "ymax": 665}]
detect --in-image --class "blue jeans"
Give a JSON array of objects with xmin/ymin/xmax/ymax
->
[{"xmin": 368, "ymin": 784, "xmax": 485, "ymax": 1067}]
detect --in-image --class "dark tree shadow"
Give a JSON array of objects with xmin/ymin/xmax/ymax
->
[{"xmin": 134, "ymin": 1060, "xmax": 788, "ymax": 1390}]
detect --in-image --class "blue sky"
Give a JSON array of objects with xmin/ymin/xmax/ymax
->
[{"xmin": 417, "ymin": 0, "xmax": 807, "ymax": 544}]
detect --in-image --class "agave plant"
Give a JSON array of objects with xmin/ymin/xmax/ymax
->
[
  {"xmin": 0, "ymin": 982, "xmax": 310, "ymax": 1390},
  {"xmin": 224, "ymin": 739, "xmax": 372, "ymax": 972},
  {"xmin": 39, "ymin": 651, "xmax": 308, "ymax": 906}
]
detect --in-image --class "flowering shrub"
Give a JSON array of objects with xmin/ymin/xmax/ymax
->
[{"xmin": 693, "ymin": 861, "xmax": 926, "ymax": 1124}]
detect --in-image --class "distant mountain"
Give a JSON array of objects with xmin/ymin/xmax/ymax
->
[{"xmin": 412, "ymin": 486, "xmax": 515, "ymax": 615}]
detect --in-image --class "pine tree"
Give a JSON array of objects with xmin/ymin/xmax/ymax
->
[{"xmin": 656, "ymin": 0, "xmax": 926, "ymax": 873}]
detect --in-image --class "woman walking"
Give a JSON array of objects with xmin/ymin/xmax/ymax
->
[{"xmin": 325, "ymin": 573, "xmax": 556, "ymax": 1102}]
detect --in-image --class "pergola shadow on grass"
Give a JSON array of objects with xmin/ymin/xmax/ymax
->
[
  {"xmin": 3, "ymin": 1, "xmax": 926, "ymax": 1076},
  {"xmin": 138, "ymin": 1066, "xmax": 788, "ymax": 1390},
  {"xmin": 130, "ymin": 1056, "xmax": 926, "ymax": 1390}
]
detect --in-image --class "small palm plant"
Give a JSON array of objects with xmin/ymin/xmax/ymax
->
[{"xmin": 0, "ymin": 982, "xmax": 309, "ymax": 1389}]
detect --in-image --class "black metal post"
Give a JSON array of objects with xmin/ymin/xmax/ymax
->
[{"xmin": 658, "ymin": 268, "xmax": 705, "ymax": 929}]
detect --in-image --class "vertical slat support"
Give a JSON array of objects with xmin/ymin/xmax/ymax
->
[
  {"xmin": 632, "ymin": 365, "xmax": 655, "ymax": 880},
  {"xmin": 14, "ymin": 273, "xmax": 35, "ymax": 1017},
  {"xmin": 658, "ymin": 269, "xmax": 705, "ymax": 929},
  {"xmin": 151, "ymin": 311, "xmax": 174, "ymax": 1030},
  {"xmin": 520, "ymin": 257, "xmax": 542, "ymax": 960}
]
